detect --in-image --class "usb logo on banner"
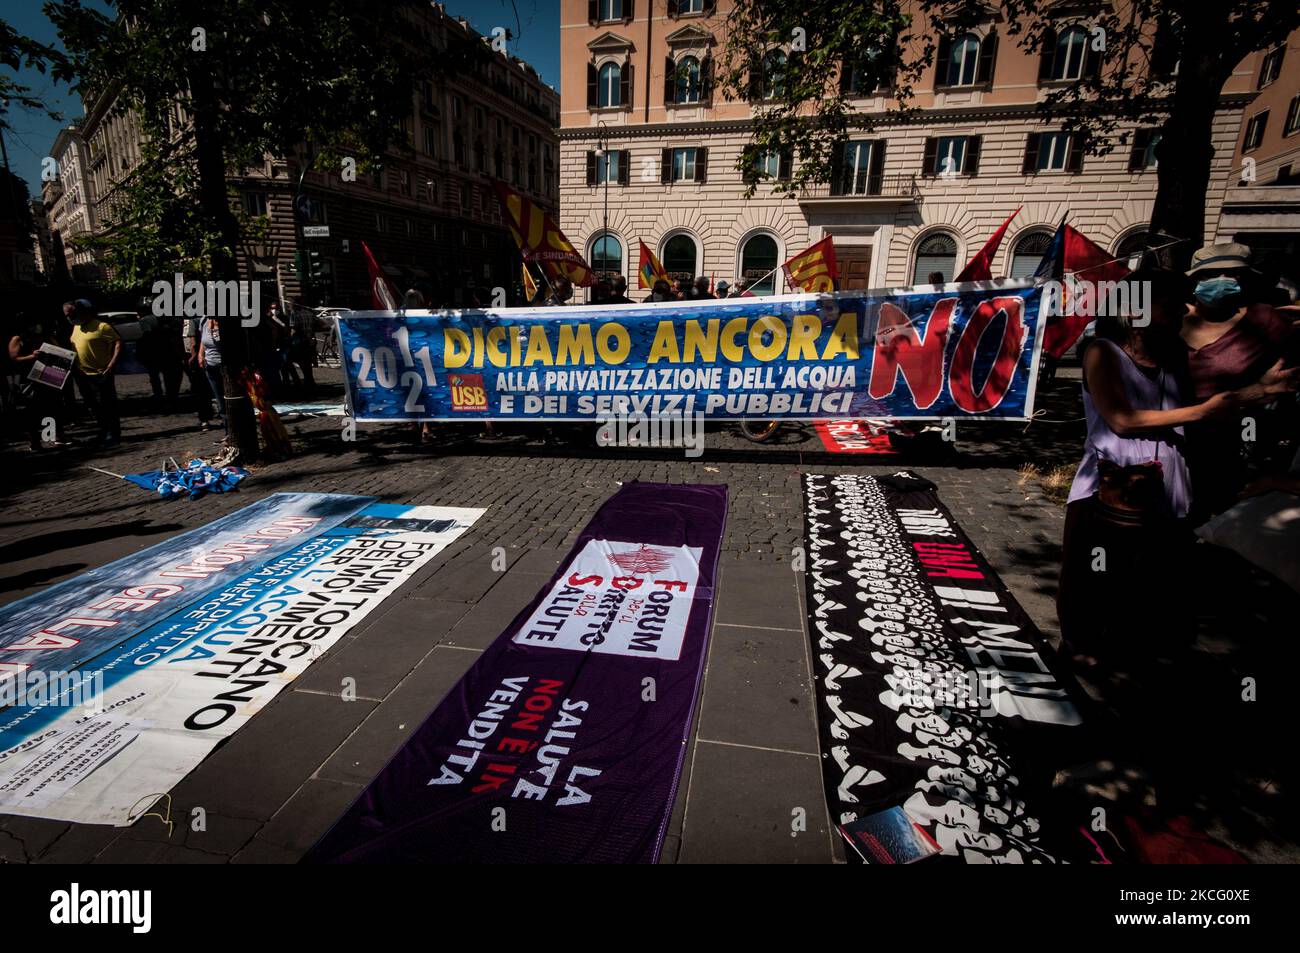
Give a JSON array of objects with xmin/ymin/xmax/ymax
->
[{"xmin": 450, "ymin": 373, "xmax": 488, "ymax": 411}]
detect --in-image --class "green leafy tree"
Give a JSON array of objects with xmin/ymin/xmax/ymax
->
[
  {"xmin": 0, "ymin": 18, "xmax": 65, "ymax": 123},
  {"xmin": 720, "ymin": 0, "xmax": 1300, "ymax": 269},
  {"xmin": 45, "ymin": 0, "xmax": 436, "ymax": 459},
  {"xmin": 0, "ymin": 170, "xmax": 38, "ymax": 252},
  {"xmin": 1, "ymin": 18, "xmax": 65, "ymax": 232}
]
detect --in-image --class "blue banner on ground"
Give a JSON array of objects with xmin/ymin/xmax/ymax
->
[
  {"xmin": 338, "ymin": 283, "xmax": 1045, "ymax": 422},
  {"xmin": 306, "ymin": 482, "xmax": 727, "ymax": 864},
  {"xmin": 0, "ymin": 495, "xmax": 484, "ymax": 824}
]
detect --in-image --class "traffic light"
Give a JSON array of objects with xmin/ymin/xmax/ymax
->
[{"xmin": 307, "ymin": 249, "xmax": 324, "ymax": 282}]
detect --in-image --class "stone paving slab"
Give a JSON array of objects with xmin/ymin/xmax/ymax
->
[
  {"xmin": 292, "ymin": 598, "xmax": 470, "ymax": 701},
  {"xmin": 676, "ymin": 740, "xmax": 834, "ymax": 864},
  {"xmin": 315, "ymin": 644, "xmax": 480, "ymax": 787},
  {"xmin": 438, "ymin": 569, "xmax": 548, "ymax": 649},
  {"xmin": 0, "ymin": 816, "xmax": 69, "ymax": 864},
  {"xmin": 713, "ymin": 557, "xmax": 805, "ymax": 631},
  {"xmin": 241, "ymin": 778, "xmax": 365, "ymax": 858},
  {"xmin": 29, "ymin": 825, "xmax": 119, "ymax": 865},
  {"xmin": 697, "ymin": 624, "xmax": 819, "ymax": 755},
  {"xmin": 165, "ymin": 690, "xmax": 379, "ymax": 823}
]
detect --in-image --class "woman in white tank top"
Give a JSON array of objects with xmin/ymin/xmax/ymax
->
[{"xmin": 1057, "ymin": 269, "xmax": 1296, "ymax": 664}]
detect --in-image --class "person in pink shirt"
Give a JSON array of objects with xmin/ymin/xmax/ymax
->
[{"xmin": 1180, "ymin": 243, "xmax": 1298, "ymax": 520}]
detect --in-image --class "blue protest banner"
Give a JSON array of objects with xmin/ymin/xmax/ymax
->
[{"xmin": 337, "ymin": 283, "xmax": 1045, "ymax": 422}]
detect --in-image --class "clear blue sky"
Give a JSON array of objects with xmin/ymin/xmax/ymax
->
[{"xmin": 1, "ymin": 0, "xmax": 561, "ymax": 201}]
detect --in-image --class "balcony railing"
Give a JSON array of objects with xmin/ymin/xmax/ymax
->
[{"xmin": 799, "ymin": 173, "xmax": 921, "ymax": 202}]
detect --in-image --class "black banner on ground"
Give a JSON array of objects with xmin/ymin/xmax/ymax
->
[{"xmin": 802, "ymin": 471, "xmax": 1089, "ymax": 863}]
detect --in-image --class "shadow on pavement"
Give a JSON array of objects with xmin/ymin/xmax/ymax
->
[
  {"xmin": 1051, "ymin": 545, "xmax": 1299, "ymax": 862},
  {"xmin": 0, "ymin": 519, "xmax": 183, "ymax": 563}
]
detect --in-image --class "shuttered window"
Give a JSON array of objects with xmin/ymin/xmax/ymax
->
[
  {"xmin": 1009, "ymin": 231, "xmax": 1054, "ymax": 280},
  {"xmin": 911, "ymin": 233, "xmax": 958, "ymax": 285}
]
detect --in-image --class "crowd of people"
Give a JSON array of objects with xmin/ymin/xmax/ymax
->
[
  {"xmin": 527, "ymin": 274, "xmax": 757, "ymax": 307},
  {"xmin": 1056, "ymin": 241, "xmax": 1300, "ymax": 666},
  {"xmin": 4, "ymin": 299, "xmax": 320, "ymax": 452}
]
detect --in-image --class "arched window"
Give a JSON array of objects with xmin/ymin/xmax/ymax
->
[
  {"xmin": 662, "ymin": 233, "xmax": 699, "ymax": 282},
  {"xmin": 598, "ymin": 62, "xmax": 622, "ymax": 108},
  {"xmin": 677, "ymin": 55, "xmax": 702, "ymax": 104},
  {"xmin": 911, "ymin": 232, "xmax": 959, "ymax": 285},
  {"xmin": 1053, "ymin": 26, "xmax": 1089, "ymax": 81},
  {"xmin": 947, "ymin": 33, "xmax": 981, "ymax": 86},
  {"xmin": 762, "ymin": 49, "xmax": 787, "ymax": 100},
  {"xmin": 1009, "ymin": 230, "xmax": 1054, "ymax": 280},
  {"xmin": 591, "ymin": 234, "xmax": 623, "ymax": 284},
  {"xmin": 1115, "ymin": 230, "xmax": 1150, "ymax": 269},
  {"xmin": 739, "ymin": 234, "xmax": 779, "ymax": 295}
]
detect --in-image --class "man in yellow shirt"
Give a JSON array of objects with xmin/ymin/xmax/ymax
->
[{"xmin": 69, "ymin": 300, "xmax": 123, "ymax": 447}]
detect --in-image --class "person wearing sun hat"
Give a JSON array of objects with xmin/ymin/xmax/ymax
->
[{"xmin": 1181, "ymin": 241, "xmax": 1297, "ymax": 519}]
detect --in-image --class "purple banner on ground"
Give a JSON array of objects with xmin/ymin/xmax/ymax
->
[{"xmin": 305, "ymin": 482, "xmax": 727, "ymax": 863}]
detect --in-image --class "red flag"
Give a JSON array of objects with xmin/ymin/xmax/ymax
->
[
  {"xmin": 492, "ymin": 181, "xmax": 594, "ymax": 287},
  {"xmin": 956, "ymin": 207, "xmax": 1020, "ymax": 282},
  {"xmin": 1038, "ymin": 222, "xmax": 1131, "ymax": 358},
  {"xmin": 360, "ymin": 241, "xmax": 401, "ymax": 311}
]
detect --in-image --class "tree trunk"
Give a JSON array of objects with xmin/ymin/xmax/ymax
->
[
  {"xmin": 1147, "ymin": 24, "xmax": 1233, "ymax": 272},
  {"xmin": 186, "ymin": 63, "xmax": 262, "ymax": 462}
]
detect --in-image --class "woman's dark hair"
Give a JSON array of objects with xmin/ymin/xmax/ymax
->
[{"xmin": 1093, "ymin": 267, "xmax": 1192, "ymax": 344}]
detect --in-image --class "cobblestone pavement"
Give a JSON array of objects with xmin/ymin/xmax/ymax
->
[{"xmin": 1, "ymin": 368, "xmax": 1294, "ymax": 863}]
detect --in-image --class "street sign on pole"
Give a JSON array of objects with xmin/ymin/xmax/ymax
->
[{"xmin": 303, "ymin": 225, "xmax": 330, "ymax": 238}]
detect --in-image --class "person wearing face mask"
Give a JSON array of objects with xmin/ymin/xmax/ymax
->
[
  {"xmin": 649, "ymin": 279, "xmax": 673, "ymax": 302},
  {"xmin": 1181, "ymin": 243, "xmax": 1297, "ymax": 520},
  {"xmin": 1057, "ymin": 268, "xmax": 1300, "ymax": 665}
]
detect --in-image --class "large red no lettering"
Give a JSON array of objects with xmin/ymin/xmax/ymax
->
[
  {"xmin": 867, "ymin": 299, "xmax": 956, "ymax": 409},
  {"xmin": 948, "ymin": 297, "xmax": 1026, "ymax": 413}
]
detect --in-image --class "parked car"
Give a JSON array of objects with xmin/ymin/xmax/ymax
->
[
  {"xmin": 97, "ymin": 311, "xmax": 158, "ymax": 374},
  {"xmin": 99, "ymin": 311, "xmax": 151, "ymax": 342}
]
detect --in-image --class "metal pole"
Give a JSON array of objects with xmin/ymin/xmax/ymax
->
[
  {"xmin": 0, "ymin": 100, "xmax": 19, "ymax": 223},
  {"xmin": 597, "ymin": 120, "xmax": 609, "ymax": 289},
  {"xmin": 294, "ymin": 146, "xmax": 317, "ymax": 306}
]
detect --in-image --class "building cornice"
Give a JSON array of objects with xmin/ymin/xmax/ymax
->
[{"xmin": 558, "ymin": 94, "xmax": 1256, "ymax": 141}]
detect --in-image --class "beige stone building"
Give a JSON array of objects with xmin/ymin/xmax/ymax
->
[
  {"xmin": 30, "ymin": 199, "xmax": 53, "ymax": 282},
  {"xmin": 43, "ymin": 125, "xmax": 102, "ymax": 284},
  {"xmin": 47, "ymin": 2, "xmax": 559, "ymax": 308},
  {"xmin": 230, "ymin": 4, "xmax": 561, "ymax": 308},
  {"xmin": 1217, "ymin": 25, "xmax": 1300, "ymax": 282},
  {"xmin": 559, "ymin": 0, "xmax": 1276, "ymax": 299}
]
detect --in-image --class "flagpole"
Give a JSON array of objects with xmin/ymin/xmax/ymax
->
[
  {"xmin": 526, "ymin": 257, "xmax": 555, "ymax": 305},
  {"xmin": 1068, "ymin": 236, "xmax": 1186, "ymax": 279},
  {"xmin": 742, "ymin": 265, "xmax": 781, "ymax": 295}
]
